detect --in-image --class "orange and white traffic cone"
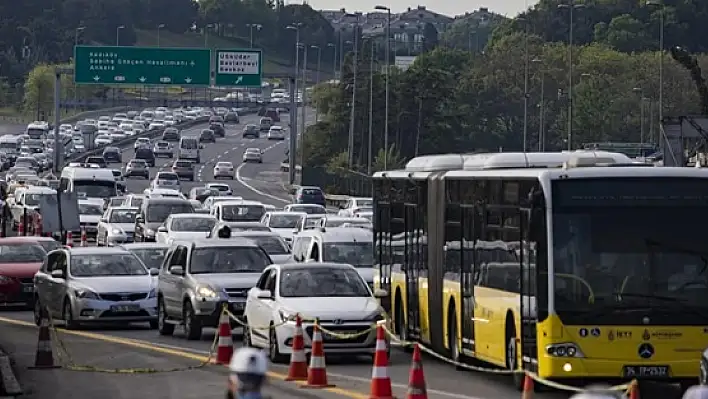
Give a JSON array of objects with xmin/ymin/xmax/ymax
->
[
  {"xmin": 369, "ymin": 324, "xmax": 394, "ymax": 399},
  {"xmin": 285, "ymin": 314, "xmax": 308, "ymax": 381},
  {"xmin": 301, "ymin": 323, "xmax": 334, "ymax": 388},
  {"xmin": 628, "ymin": 380, "xmax": 640, "ymax": 399},
  {"xmin": 212, "ymin": 310, "xmax": 233, "ymax": 365},
  {"xmin": 406, "ymin": 344, "xmax": 426, "ymax": 399},
  {"xmin": 80, "ymin": 228, "xmax": 87, "ymax": 247},
  {"xmin": 521, "ymin": 373, "xmax": 533, "ymax": 399},
  {"xmin": 65, "ymin": 231, "xmax": 73, "ymax": 247},
  {"xmin": 30, "ymin": 306, "xmax": 59, "ymax": 369}
]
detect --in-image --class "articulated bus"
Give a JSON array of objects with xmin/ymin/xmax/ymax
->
[
  {"xmin": 373, "ymin": 151, "xmax": 708, "ymax": 390},
  {"xmin": 582, "ymin": 142, "xmax": 658, "ymax": 159}
]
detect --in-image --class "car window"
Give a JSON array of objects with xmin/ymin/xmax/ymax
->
[
  {"xmin": 78, "ymin": 203, "xmax": 104, "ymax": 215},
  {"xmin": 221, "ymin": 205, "xmax": 265, "ymax": 222},
  {"xmin": 244, "ymin": 235, "xmax": 290, "ymax": 255}
]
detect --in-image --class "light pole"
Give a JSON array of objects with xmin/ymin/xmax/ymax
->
[
  {"xmin": 519, "ymin": 17, "xmax": 530, "ymax": 152},
  {"xmin": 74, "ymin": 26, "xmax": 85, "ymax": 48},
  {"xmin": 157, "ymin": 24, "xmax": 165, "ymax": 47},
  {"xmin": 246, "ymin": 24, "xmax": 263, "ymax": 48},
  {"xmin": 367, "ymin": 39, "xmax": 375, "ymax": 175},
  {"xmin": 375, "ymin": 5, "xmax": 391, "ymax": 169},
  {"xmin": 532, "ymin": 57, "xmax": 545, "ymax": 151},
  {"xmin": 557, "ymin": 0, "xmax": 585, "ymax": 150},
  {"xmin": 634, "ymin": 87, "xmax": 646, "ymax": 144},
  {"xmin": 204, "ymin": 24, "xmax": 214, "ymax": 47},
  {"xmin": 311, "ymin": 45, "xmax": 321, "ymax": 122},
  {"xmin": 346, "ymin": 15, "xmax": 361, "ymax": 169},
  {"xmin": 298, "ymin": 43, "xmax": 308, "ymax": 172},
  {"xmin": 286, "ymin": 23, "xmax": 302, "ymax": 181},
  {"xmin": 647, "ymin": 0, "xmax": 664, "ymax": 138},
  {"xmin": 116, "ymin": 25, "xmax": 124, "ymax": 45},
  {"xmin": 327, "ymin": 43, "xmax": 336, "ymax": 81}
]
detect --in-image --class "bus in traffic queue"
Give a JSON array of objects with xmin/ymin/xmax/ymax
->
[{"xmin": 372, "ymin": 151, "xmax": 708, "ymax": 390}]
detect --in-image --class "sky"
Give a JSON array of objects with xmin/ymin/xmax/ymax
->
[{"xmin": 300, "ymin": 0, "xmax": 539, "ymax": 18}]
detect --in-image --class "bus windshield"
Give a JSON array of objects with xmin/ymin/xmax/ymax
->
[{"xmin": 551, "ymin": 178, "xmax": 708, "ymax": 325}]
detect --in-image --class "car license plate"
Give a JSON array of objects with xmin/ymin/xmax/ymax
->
[
  {"xmin": 623, "ymin": 365, "xmax": 670, "ymax": 378},
  {"xmin": 110, "ymin": 304, "xmax": 140, "ymax": 312},
  {"xmin": 324, "ymin": 331, "xmax": 357, "ymax": 339},
  {"xmin": 22, "ymin": 285, "xmax": 34, "ymax": 293}
]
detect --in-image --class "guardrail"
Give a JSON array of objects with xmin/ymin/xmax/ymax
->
[{"xmin": 0, "ymin": 107, "xmax": 138, "ymax": 130}]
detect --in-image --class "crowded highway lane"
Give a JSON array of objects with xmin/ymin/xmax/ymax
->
[{"xmin": 0, "ymin": 311, "xmax": 566, "ymax": 399}]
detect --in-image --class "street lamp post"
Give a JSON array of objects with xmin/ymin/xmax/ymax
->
[
  {"xmin": 74, "ymin": 27, "xmax": 85, "ymax": 48},
  {"xmin": 557, "ymin": 0, "xmax": 585, "ymax": 150},
  {"xmin": 246, "ymin": 24, "xmax": 263, "ymax": 48},
  {"xmin": 286, "ymin": 23, "xmax": 302, "ymax": 184},
  {"xmin": 634, "ymin": 87, "xmax": 646, "ymax": 144},
  {"xmin": 327, "ymin": 43, "xmax": 336, "ymax": 80},
  {"xmin": 346, "ymin": 16, "xmax": 361, "ymax": 169},
  {"xmin": 532, "ymin": 58, "xmax": 545, "ymax": 151},
  {"xmin": 204, "ymin": 24, "xmax": 214, "ymax": 47},
  {"xmin": 520, "ymin": 18, "xmax": 530, "ymax": 153},
  {"xmin": 157, "ymin": 24, "xmax": 166, "ymax": 47},
  {"xmin": 298, "ymin": 43, "xmax": 308, "ymax": 172},
  {"xmin": 116, "ymin": 25, "xmax": 125, "ymax": 45},
  {"xmin": 647, "ymin": 0, "xmax": 664, "ymax": 142},
  {"xmin": 375, "ymin": 5, "xmax": 391, "ymax": 169},
  {"xmin": 311, "ymin": 45, "xmax": 321, "ymax": 121},
  {"xmin": 367, "ymin": 39, "xmax": 375, "ymax": 175}
]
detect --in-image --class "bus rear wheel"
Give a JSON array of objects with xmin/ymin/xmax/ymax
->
[
  {"xmin": 506, "ymin": 328, "xmax": 525, "ymax": 390},
  {"xmin": 395, "ymin": 300, "xmax": 412, "ymax": 353}
]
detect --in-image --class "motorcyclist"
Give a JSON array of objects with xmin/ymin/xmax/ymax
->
[{"xmin": 227, "ymin": 347, "xmax": 268, "ymax": 399}]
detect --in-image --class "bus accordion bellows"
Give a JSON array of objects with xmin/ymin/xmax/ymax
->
[{"xmin": 373, "ymin": 150, "xmax": 708, "ymax": 391}]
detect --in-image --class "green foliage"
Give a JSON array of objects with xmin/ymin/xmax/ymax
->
[{"xmin": 22, "ymin": 63, "xmax": 100, "ymax": 116}]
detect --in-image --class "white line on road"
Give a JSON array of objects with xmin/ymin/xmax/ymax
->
[{"xmin": 234, "ymin": 141, "xmax": 290, "ymax": 203}]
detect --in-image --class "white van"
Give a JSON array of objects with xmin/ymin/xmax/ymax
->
[
  {"xmin": 178, "ymin": 136, "xmax": 200, "ymax": 163},
  {"xmin": 290, "ymin": 227, "xmax": 375, "ymax": 287},
  {"xmin": 26, "ymin": 122, "xmax": 50, "ymax": 140},
  {"xmin": 59, "ymin": 166, "xmax": 117, "ymax": 200}
]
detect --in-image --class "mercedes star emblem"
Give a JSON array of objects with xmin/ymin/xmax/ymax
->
[{"xmin": 638, "ymin": 343, "xmax": 655, "ymax": 359}]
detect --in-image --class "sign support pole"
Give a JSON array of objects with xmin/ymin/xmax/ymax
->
[{"xmin": 288, "ymin": 76, "xmax": 297, "ymax": 185}]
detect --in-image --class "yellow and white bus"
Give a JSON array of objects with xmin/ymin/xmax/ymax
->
[{"xmin": 373, "ymin": 151, "xmax": 708, "ymax": 390}]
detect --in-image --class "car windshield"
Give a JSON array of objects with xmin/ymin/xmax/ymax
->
[
  {"xmin": 0, "ymin": 243, "xmax": 45, "ymax": 262},
  {"xmin": 170, "ymin": 217, "xmax": 216, "ymax": 232},
  {"xmin": 209, "ymin": 185, "xmax": 229, "ymax": 192},
  {"xmin": 156, "ymin": 142, "xmax": 168, "ymax": 147},
  {"xmin": 109, "ymin": 210, "xmax": 137, "ymax": 223},
  {"xmin": 323, "ymin": 242, "xmax": 374, "ymax": 267},
  {"xmin": 279, "ymin": 267, "xmax": 370, "ymax": 298},
  {"xmin": 216, "ymin": 162, "xmax": 232, "ymax": 168},
  {"xmin": 70, "ymin": 254, "xmax": 147, "ymax": 277},
  {"xmin": 129, "ymin": 161, "xmax": 146, "ymax": 167},
  {"xmin": 268, "ymin": 214, "xmax": 302, "ymax": 228},
  {"xmin": 78, "ymin": 203, "xmax": 104, "ymax": 215},
  {"xmin": 130, "ymin": 248, "xmax": 167, "ymax": 270},
  {"xmin": 325, "ymin": 219, "xmax": 371, "ymax": 228},
  {"xmin": 222, "ymin": 205, "xmax": 265, "ymax": 222},
  {"xmin": 189, "ymin": 247, "xmax": 271, "ymax": 274},
  {"xmin": 243, "ymin": 235, "xmax": 289, "ymax": 255},
  {"xmin": 24, "ymin": 193, "xmax": 51, "ymax": 207},
  {"xmin": 74, "ymin": 180, "xmax": 117, "ymax": 198},
  {"xmin": 175, "ymin": 161, "xmax": 192, "ymax": 168},
  {"xmin": 146, "ymin": 203, "xmax": 194, "ymax": 223},
  {"xmin": 355, "ymin": 200, "xmax": 373, "ymax": 208},
  {"xmin": 156, "ymin": 173, "xmax": 178, "ymax": 180}
]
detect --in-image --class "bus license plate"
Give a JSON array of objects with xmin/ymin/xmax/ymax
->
[
  {"xmin": 623, "ymin": 365, "xmax": 670, "ymax": 377},
  {"xmin": 111, "ymin": 304, "xmax": 140, "ymax": 313}
]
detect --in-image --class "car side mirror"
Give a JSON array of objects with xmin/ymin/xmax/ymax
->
[
  {"xmin": 100, "ymin": 217, "xmax": 107, "ymax": 223},
  {"xmin": 169, "ymin": 266, "xmax": 184, "ymax": 276},
  {"xmin": 136, "ymin": 215, "xmax": 145, "ymax": 223},
  {"xmin": 157, "ymin": 226, "xmax": 167, "ymax": 233},
  {"xmin": 256, "ymin": 290, "xmax": 273, "ymax": 300},
  {"xmin": 373, "ymin": 288, "xmax": 388, "ymax": 298},
  {"xmin": 149, "ymin": 268, "xmax": 159, "ymax": 276},
  {"xmin": 50, "ymin": 269, "xmax": 65, "ymax": 279}
]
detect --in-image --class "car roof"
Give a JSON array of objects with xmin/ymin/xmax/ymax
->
[
  {"xmin": 144, "ymin": 197, "xmax": 190, "ymax": 204},
  {"xmin": 230, "ymin": 231, "xmax": 281, "ymax": 238},
  {"xmin": 276, "ymin": 262, "xmax": 356, "ymax": 271},
  {"xmin": 298, "ymin": 227, "xmax": 372, "ymax": 239},
  {"xmin": 181, "ymin": 238, "xmax": 261, "ymax": 249},
  {"xmin": 120, "ymin": 243, "xmax": 169, "ymax": 250},
  {"xmin": 108, "ymin": 206, "xmax": 138, "ymax": 212},
  {"xmin": 169, "ymin": 213, "xmax": 215, "ymax": 219},
  {"xmin": 267, "ymin": 211, "xmax": 307, "ymax": 216},
  {"xmin": 218, "ymin": 200, "xmax": 262, "ymax": 206},
  {"xmin": 65, "ymin": 247, "xmax": 132, "ymax": 255}
]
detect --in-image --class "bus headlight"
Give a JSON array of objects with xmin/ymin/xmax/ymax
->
[{"xmin": 546, "ymin": 343, "xmax": 584, "ymax": 358}]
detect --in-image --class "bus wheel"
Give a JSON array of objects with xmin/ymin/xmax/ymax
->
[
  {"xmin": 448, "ymin": 307, "xmax": 463, "ymax": 370},
  {"xmin": 395, "ymin": 301, "xmax": 412, "ymax": 353},
  {"xmin": 506, "ymin": 328, "xmax": 524, "ymax": 390}
]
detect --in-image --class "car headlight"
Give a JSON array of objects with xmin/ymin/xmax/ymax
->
[
  {"xmin": 196, "ymin": 285, "xmax": 218, "ymax": 299},
  {"xmin": 75, "ymin": 289, "xmax": 100, "ymax": 300},
  {"xmin": 147, "ymin": 289, "xmax": 156, "ymax": 298},
  {"xmin": 279, "ymin": 309, "xmax": 297, "ymax": 321},
  {"xmin": 111, "ymin": 227, "xmax": 123, "ymax": 235}
]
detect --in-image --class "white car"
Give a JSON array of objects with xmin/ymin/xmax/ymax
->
[
  {"xmin": 205, "ymin": 182, "xmax": 233, "ymax": 196},
  {"xmin": 150, "ymin": 171, "xmax": 181, "ymax": 190},
  {"xmin": 226, "ymin": 231, "xmax": 292, "ymax": 263},
  {"xmin": 135, "ymin": 138, "xmax": 151, "ymax": 150},
  {"xmin": 320, "ymin": 216, "xmax": 372, "ymax": 229},
  {"xmin": 155, "ymin": 213, "xmax": 217, "ymax": 244},
  {"xmin": 259, "ymin": 211, "xmax": 306, "ymax": 243},
  {"xmin": 96, "ymin": 206, "xmax": 138, "ymax": 246},
  {"xmin": 337, "ymin": 197, "xmax": 373, "ymax": 217},
  {"xmin": 244, "ymin": 262, "xmax": 387, "ymax": 362},
  {"xmin": 77, "ymin": 199, "xmax": 106, "ymax": 241},
  {"xmin": 143, "ymin": 188, "xmax": 185, "ymax": 199},
  {"xmin": 243, "ymin": 148, "xmax": 263, "ymax": 163},
  {"xmin": 283, "ymin": 204, "xmax": 327, "ymax": 215},
  {"xmin": 148, "ymin": 122, "xmax": 165, "ymax": 130},
  {"xmin": 267, "ymin": 126, "xmax": 285, "ymax": 140},
  {"xmin": 213, "ymin": 162, "xmax": 235, "ymax": 179},
  {"xmin": 94, "ymin": 134, "xmax": 112, "ymax": 147}
]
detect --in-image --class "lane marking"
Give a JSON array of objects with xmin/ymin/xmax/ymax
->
[
  {"xmin": 235, "ymin": 162, "xmax": 289, "ymax": 204},
  {"xmin": 0, "ymin": 315, "xmax": 485, "ymax": 399}
]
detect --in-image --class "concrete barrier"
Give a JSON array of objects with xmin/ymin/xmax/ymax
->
[{"xmin": 0, "ymin": 106, "xmax": 137, "ymax": 128}]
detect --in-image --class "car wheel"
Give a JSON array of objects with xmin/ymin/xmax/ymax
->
[
  {"xmin": 63, "ymin": 299, "xmax": 78, "ymax": 330},
  {"xmin": 183, "ymin": 301, "xmax": 202, "ymax": 340},
  {"xmin": 268, "ymin": 323, "xmax": 287, "ymax": 363},
  {"xmin": 157, "ymin": 298, "xmax": 174, "ymax": 335}
]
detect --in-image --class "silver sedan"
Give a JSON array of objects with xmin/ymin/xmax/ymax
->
[
  {"xmin": 213, "ymin": 161, "xmax": 235, "ymax": 179},
  {"xmin": 33, "ymin": 247, "xmax": 159, "ymax": 328},
  {"xmin": 97, "ymin": 207, "xmax": 139, "ymax": 246},
  {"xmin": 243, "ymin": 148, "xmax": 263, "ymax": 163}
]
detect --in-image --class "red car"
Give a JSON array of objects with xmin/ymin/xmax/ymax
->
[{"xmin": 0, "ymin": 238, "xmax": 47, "ymax": 307}]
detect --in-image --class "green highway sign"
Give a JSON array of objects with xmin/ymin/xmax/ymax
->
[
  {"xmin": 74, "ymin": 45, "xmax": 211, "ymax": 86},
  {"xmin": 214, "ymin": 49, "xmax": 263, "ymax": 87}
]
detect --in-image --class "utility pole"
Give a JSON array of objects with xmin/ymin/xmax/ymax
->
[
  {"xmin": 557, "ymin": 1, "xmax": 584, "ymax": 150},
  {"xmin": 347, "ymin": 21, "xmax": 359, "ymax": 169},
  {"xmin": 375, "ymin": 5, "xmax": 392, "ymax": 169},
  {"xmin": 368, "ymin": 40, "xmax": 375, "ymax": 175},
  {"xmin": 299, "ymin": 44, "xmax": 308, "ymax": 171},
  {"xmin": 286, "ymin": 23, "xmax": 302, "ymax": 185}
]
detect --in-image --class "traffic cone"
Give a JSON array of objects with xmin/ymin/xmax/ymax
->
[
  {"xmin": 285, "ymin": 314, "xmax": 308, "ymax": 381},
  {"xmin": 406, "ymin": 344, "xmax": 426, "ymax": 399},
  {"xmin": 30, "ymin": 306, "xmax": 59, "ymax": 369},
  {"xmin": 628, "ymin": 380, "xmax": 640, "ymax": 399},
  {"xmin": 301, "ymin": 323, "xmax": 334, "ymax": 388},
  {"xmin": 521, "ymin": 373, "xmax": 533, "ymax": 399},
  {"xmin": 80, "ymin": 228, "xmax": 88, "ymax": 247},
  {"xmin": 65, "ymin": 231, "xmax": 73, "ymax": 247},
  {"xmin": 212, "ymin": 311, "xmax": 233, "ymax": 365},
  {"xmin": 369, "ymin": 324, "xmax": 394, "ymax": 399}
]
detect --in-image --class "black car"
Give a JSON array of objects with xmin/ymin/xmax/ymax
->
[
  {"xmin": 242, "ymin": 124, "xmax": 259, "ymax": 139},
  {"xmin": 85, "ymin": 156, "xmax": 108, "ymax": 168},
  {"xmin": 102, "ymin": 146, "xmax": 122, "ymax": 163},
  {"xmin": 162, "ymin": 127, "xmax": 180, "ymax": 142},
  {"xmin": 135, "ymin": 147, "xmax": 155, "ymax": 167},
  {"xmin": 200, "ymin": 129, "xmax": 216, "ymax": 143},
  {"xmin": 294, "ymin": 186, "xmax": 326, "ymax": 207},
  {"xmin": 210, "ymin": 123, "xmax": 225, "ymax": 138}
]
